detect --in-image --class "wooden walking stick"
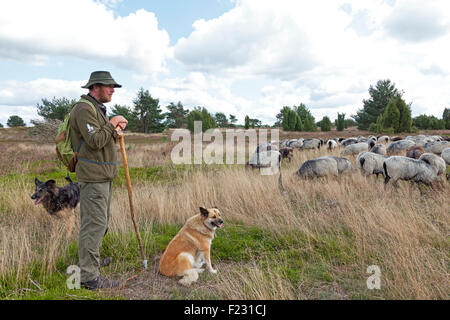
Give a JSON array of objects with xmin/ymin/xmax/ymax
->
[{"xmin": 115, "ymin": 127, "xmax": 147, "ymax": 269}]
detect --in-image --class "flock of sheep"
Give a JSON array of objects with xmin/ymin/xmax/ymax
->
[{"xmin": 246, "ymin": 134, "xmax": 450, "ymax": 189}]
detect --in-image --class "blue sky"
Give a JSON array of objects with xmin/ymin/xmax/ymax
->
[{"xmin": 1, "ymin": 0, "xmax": 450, "ymax": 127}]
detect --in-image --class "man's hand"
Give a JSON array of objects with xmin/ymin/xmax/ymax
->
[{"xmin": 110, "ymin": 115, "xmax": 128, "ymax": 130}]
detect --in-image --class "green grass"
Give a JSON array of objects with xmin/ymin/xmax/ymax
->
[{"xmin": 1, "ymin": 221, "xmax": 364, "ymax": 299}]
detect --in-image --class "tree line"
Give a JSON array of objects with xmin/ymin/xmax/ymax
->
[{"xmin": 3, "ymin": 81, "xmax": 449, "ymax": 133}]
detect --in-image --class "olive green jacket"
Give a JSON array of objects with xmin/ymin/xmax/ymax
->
[{"xmin": 69, "ymin": 94, "xmax": 118, "ymax": 182}]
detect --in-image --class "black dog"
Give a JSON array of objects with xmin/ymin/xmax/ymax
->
[
  {"xmin": 32, "ymin": 177, "xmax": 80, "ymax": 215},
  {"xmin": 31, "ymin": 176, "xmax": 80, "ymax": 235}
]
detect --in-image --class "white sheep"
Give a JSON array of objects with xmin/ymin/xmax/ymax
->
[
  {"xmin": 326, "ymin": 139, "xmax": 338, "ymax": 150},
  {"xmin": 377, "ymin": 135, "xmax": 390, "ymax": 144},
  {"xmin": 357, "ymin": 151, "xmax": 387, "ymax": 178}
]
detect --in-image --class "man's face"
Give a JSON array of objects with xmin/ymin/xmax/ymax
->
[{"xmin": 92, "ymin": 84, "xmax": 115, "ymax": 103}]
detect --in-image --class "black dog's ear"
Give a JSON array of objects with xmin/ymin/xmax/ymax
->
[
  {"xmin": 200, "ymin": 207, "xmax": 209, "ymax": 217},
  {"xmin": 45, "ymin": 179, "xmax": 56, "ymax": 188},
  {"xmin": 35, "ymin": 177, "xmax": 43, "ymax": 186}
]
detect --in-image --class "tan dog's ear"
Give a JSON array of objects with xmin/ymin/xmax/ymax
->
[{"xmin": 200, "ymin": 207, "xmax": 209, "ymax": 217}]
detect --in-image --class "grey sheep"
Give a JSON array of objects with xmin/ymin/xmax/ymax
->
[
  {"xmin": 340, "ymin": 138, "xmax": 358, "ymax": 147},
  {"xmin": 357, "ymin": 151, "xmax": 387, "ymax": 177},
  {"xmin": 296, "ymin": 156, "xmax": 354, "ymax": 178},
  {"xmin": 441, "ymin": 148, "xmax": 450, "ymax": 165},
  {"xmin": 387, "ymin": 139, "xmax": 415, "ymax": 155},
  {"xmin": 301, "ymin": 138, "xmax": 321, "ymax": 150},
  {"xmin": 288, "ymin": 138, "xmax": 304, "ymax": 149},
  {"xmin": 370, "ymin": 144, "xmax": 387, "ymax": 155},
  {"xmin": 326, "ymin": 156, "xmax": 355, "ymax": 174},
  {"xmin": 424, "ymin": 141, "xmax": 450, "ymax": 155},
  {"xmin": 296, "ymin": 157, "xmax": 338, "ymax": 178},
  {"xmin": 341, "ymin": 142, "xmax": 373, "ymax": 156},
  {"xmin": 383, "ymin": 153, "xmax": 446, "ymax": 187}
]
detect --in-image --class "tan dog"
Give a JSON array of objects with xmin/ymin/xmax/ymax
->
[{"xmin": 159, "ymin": 207, "xmax": 224, "ymax": 286}]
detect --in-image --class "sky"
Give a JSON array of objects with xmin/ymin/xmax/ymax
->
[{"xmin": 1, "ymin": 0, "xmax": 450, "ymax": 127}]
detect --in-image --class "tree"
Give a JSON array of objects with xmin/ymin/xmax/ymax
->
[
  {"xmin": 110, "ymin": 104, "xmax": 138, "ymax": 132},
  {"xmin": 320, "ymin": 116, "xmax": 332, "ymax": 132},
  {"xmin": 244, "ymin": 115, "xmax": 250, "ymax": 129},
  {"xmin": 294, "ymin": 103, "xmax": 316, "ymax": 131},
  {"xmin": 37, "ymin": 97, "xmax": 77, "ymax": 121},
  {"xmin": 0, "ymin": 123, "xmax": 3, "ymax": 128},
  {"xmin": 214, "ymin": 112, "xmax": 229, "ymax": 128},
  {"xmin": 229, "ymin": 114, "xmax": 238, "ymax": 127},
  {"xmin": 336, "ymin": 113, "xmax": 345, "ymax": 131},
  {"xmin": 352, "ymin": 79, "xmax": 401, "ymax": 130},
  {"xmin": 164, "ymin": 101, "xmax": 189, "ymax": 128},
  {"xmin": 382, "ymin": 98, "xmax": 400, "ymax": 132},
  {"xmin": 249, "ymin": 118, "xmax": 262, "ymax": 128},
  {"xmin": 443, "ymin": 108, "xmax": 450, "ymax": 129},
  {"xmin": 397, "ymin": 98, "xmax": 412, "ymax": 133},
  {"xmin": 186, "ymin": 107, "xmax": 216, "ymax": 132},
  {"xmin": 132, "ymin": 88, "xmax": 165, "ymax": 133},
  {"xmin": 7, "ymin": 115, "xmax": 26, "ymax": 127}
]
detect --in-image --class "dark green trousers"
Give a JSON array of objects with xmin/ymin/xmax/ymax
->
[{"xmin": 78, "ymin": 181, "xmax": 113, "ymax": 283}]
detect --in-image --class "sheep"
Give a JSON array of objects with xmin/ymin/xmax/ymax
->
[
  {"xmin": 382, "ymin": 153, "xmax": 446, "ymax": 188},
  {"xmin": 405, "ymin": 135, "xmax": 434, "ymax": 147},
  {"xmin": 301, "ymin": 138, "xmax": 321, "ymax": 150},
  {"xmin": 296, "ymin": 156, "xmax": 354, "ymax": 179},
  {"xmin": 340, "ymin": 138, "xmax": 358, "ymax": 147},
  {"xmin": 391, "ymin": 136, "xmax": 403, "ymax": 142},
  {"xmin": 370, "ymin": 144, "xmax": 387, "ymax": 156},
  {"xmin": 377, "ymin": 135, "xmax": 390, "ymax": 144},
  {"xmin": 441, "ymin": 148, "xmax": 450, "ymax": 165},
  {"xmin": 246, "ymin": 149, "xmax": 281, "ymax": 175},
  {"xmin": 326, "ymin": 139, "xmax": 338, "ymax": 150},
  {"xmin": 341, "ymin": 142, "xmax": 374, "ymax": 156},
  {"xmin": 441, "ymin": 148, "xmax": 450, "ymax": 181},
  {"xmin": 255, "ymin": 142, "xmax": 278, "ymax": 153},
  {"xmin": 386, "ymin": 139, "xmax": 416, "ymax": 155},
  {"xmin": 357, "ymin": 151, "xmax": 387, "ymax": 178},
  {"xmin": 328, "ymin": 156, "xmax": 355, "ymax": 174},
  {"xmin": 296, "ymin": 156, "xmax": 338, "ymax": 179},
  {"xmin": 405, "ymin": 146, "xmax": 424, "ymax": 159},
  {"xmin": 288, "ymin": 138, "xmax": 304, "ymax": 149},
  {"xmin": 424, "ymin": 141, "xmax": 450, "ymax": 155}
]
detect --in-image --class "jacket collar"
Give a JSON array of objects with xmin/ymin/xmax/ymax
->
[{"xmin": 81, "ymin": 94, "xmax": 108, "ymax": 120}]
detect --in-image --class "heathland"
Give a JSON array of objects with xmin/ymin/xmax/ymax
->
[{"xmin": 0, "ymin": 126, "xmax": 449, "ymax": 300}]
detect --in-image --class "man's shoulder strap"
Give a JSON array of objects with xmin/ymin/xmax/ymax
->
[{"xmin": 75, "ymin": 98, "xmax": 97, "ymax": 115}]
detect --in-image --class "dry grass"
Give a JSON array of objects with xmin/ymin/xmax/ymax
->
[{"xmin": 0, "ymin": 128, "xmax": 449, "ymax": 299}]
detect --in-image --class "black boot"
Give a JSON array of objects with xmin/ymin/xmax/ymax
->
[{"xmin": 81, "ymin": 275, "xmax": 119, "ymax": 290}]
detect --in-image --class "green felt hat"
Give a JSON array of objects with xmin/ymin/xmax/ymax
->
[{"xmin": 81, "ymin": 71, "xmax": 122, "ymax": 89}]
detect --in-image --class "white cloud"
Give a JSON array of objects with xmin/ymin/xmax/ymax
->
[
  {"xmin": 0, "ymin": 0, "xmax": 171, "ymax": 75},
  {"xmin": 0, "ymin": 78, "xmax": 135, "ymax": 125},
  {"xmin": 384, "ymin": 0, "xmax": 450, "ymax": 42}
]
